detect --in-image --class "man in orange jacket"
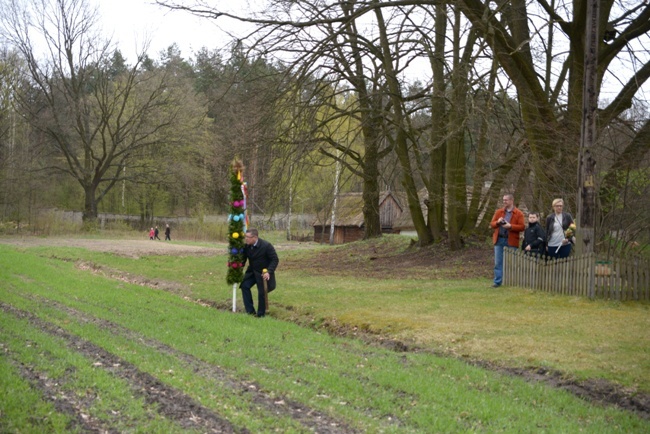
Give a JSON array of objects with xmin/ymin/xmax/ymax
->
[{"xmin": 490, "ymin": 194, "xmax": 525, "ymax": 287}]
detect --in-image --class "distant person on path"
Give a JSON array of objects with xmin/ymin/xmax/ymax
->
[
  {"xmin": 522, "ymin": 212, "xmax": 546, "ymax": 256},
  {"xmin": 240, "ymin": 228, "xmax": 279, "ymax": 318},
  {"xmin": 149, "ymin": 227, "xmax": 155, "ymax": 240},
  {"xmin": 165, "ymin": 224, "xmax": 171, "ymax": 241},
  {"xmin": 545, "ymin": 198, "xmax": 575, "ymax": 259},
  {"xmin": 490, "ymin": 194, "xmax": 525, "ymax": 288},
  {"xmin": 154, "ymin": 226, "xmax": 161, "ymax": 240}
]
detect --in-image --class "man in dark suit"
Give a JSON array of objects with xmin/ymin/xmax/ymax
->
[{"xmin": 240, "ymin": 228, "xmax": 279, "ymax": 317}]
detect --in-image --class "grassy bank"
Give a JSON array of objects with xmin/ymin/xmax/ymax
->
[{"xmin": 0, "ymin": 237, "xmax": 648, "ymax": 432}]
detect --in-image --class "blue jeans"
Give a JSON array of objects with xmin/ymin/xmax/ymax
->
[{"xmin": 494, "ymin": 238, "xmax": 516, "ymax": 286}]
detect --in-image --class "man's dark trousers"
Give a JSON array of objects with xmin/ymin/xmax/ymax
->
[{"xmin": 240, "ymin": 272, "xmax": 267, "ymax": 316}]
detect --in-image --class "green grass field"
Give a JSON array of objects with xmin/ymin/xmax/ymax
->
[{"xmin": 0, "ymin": 235, "xmax": 648, "ymax": 433}]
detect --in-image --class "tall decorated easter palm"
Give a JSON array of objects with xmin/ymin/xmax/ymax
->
[{"xmin": 227, "ymin": 159, "xmax": 249, "ymax": 311}]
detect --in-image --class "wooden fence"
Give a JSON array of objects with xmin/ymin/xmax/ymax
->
[{"xmin": 503, "ymin": 249, "xmax": 650, "ymax": 301}]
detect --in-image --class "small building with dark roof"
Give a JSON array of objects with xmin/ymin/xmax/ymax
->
[{"xmin": 313, "ymin": 191, "xmax": 403, "ymax": 244}]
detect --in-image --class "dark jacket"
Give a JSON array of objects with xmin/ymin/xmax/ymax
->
[
  {"xmin": 545, "ymin": 212, "xmax": 574, "ymax": 244},
  {"xmin": 241, "ymin": 238, "xmax": 279, "ymax": 292},
  {"xmin": 522, "ymin": 222, "xmax": 546, "ymax": 254}
]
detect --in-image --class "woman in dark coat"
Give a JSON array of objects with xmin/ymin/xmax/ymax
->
[{"xmin": 545, "ymin": 198, "xmax": 575, "ymax": 259}]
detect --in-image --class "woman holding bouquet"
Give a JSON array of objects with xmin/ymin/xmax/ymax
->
[{"xmin": 545, "ymin": 198, "xmax": 575, "ymax": 259}]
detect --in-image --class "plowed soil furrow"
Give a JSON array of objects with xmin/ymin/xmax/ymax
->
[
  {"xmin": 0, "ymin": 348, "xmax": 114, "ymax": 433},
  {"xmin": 2, "ymin": 298, "xmax": 358, "ymax": 434},
  {"xmin": 76, "ymin": 258, "xmax": 650, "ymax": 420},
  {"xmin": 1, "ymin": 302, "xmax": 239, "ymax": 434},
  {"xmin": 2, "ymin": 238, "xmax": 647, "ymax": 422}
]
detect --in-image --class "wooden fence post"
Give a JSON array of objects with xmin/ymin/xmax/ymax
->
[{"xmin": 585, "ymin": 253, "xmax": 592, "ymax": 298}]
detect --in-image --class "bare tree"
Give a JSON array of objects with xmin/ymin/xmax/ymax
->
[
  {"xmin": 165, "ymin": 2, "xmax": 625, "ymax": 250},
  {"xmin": 1, "ymin": 0, "xmax": 184, "ymax": 224},
  {"xmin": 156, "ymin": 2, "xmax": 502, "ymax": 248},
  {"xmin": 157, "ymin": 0, "xmax": 410, "ymax": 239},
  {"xmin": 457, "ymin": 0, "xmax": 650, "ymax": 209}
]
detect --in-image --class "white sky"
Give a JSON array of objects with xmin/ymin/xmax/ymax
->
[
  {"xmin": 98, "ymin": 0, "xmax": 235, "ymax": 62},
  {"xmin": 96, "ymin": 1, "xmax": 647, "ymax": 106}
]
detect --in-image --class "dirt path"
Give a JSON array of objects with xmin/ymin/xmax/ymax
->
[
  {"xmin": 0, "ymin": 237, "xmax": 309, "ymax": 258},
  {"xmin": 0, "ymin": 237, "xmax": 222, "ymax": 258}
]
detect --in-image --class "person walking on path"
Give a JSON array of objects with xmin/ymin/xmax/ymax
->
[
  {"xmin": 164, "ymin": 224, "xmax": 171, "ymax": 241},
  {"xmin": 490, "ymin": 194, "xmax": 525, "ymax": 287},
  {"xmin": 154, "ymin": 226, "xmax": 161, "ymax": 240},
  {"xmin": 240, "ymin": 228, "xmax": 279, "ymax": 318},
  {"xmin": 149, "ymin": 228, "xmax": 155, "ymax": 240}
]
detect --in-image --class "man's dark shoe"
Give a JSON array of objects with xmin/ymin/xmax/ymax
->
[
  {"xmin": 491, "ymin": 284, "xmax": 500, "ymax": 288},
  {"xmin": 256, "ymin": 314, "xmax": 265, "ymax": 318}
]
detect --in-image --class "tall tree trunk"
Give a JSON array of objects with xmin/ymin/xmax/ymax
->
[
  {"xmin": 342, "ymin": 3, "xmax": 383, "ymax": 239},
  {"xmin": 465, "ymin": 57, "xmax": 498, "ymax": 232},
  {"xmin": 426, "ymin": 1, "xmax": 449, "ymax": 240},
  {"xmin": 359, "ymin": 131, "xmax": 383, "ymax": 240},
  {"xmin": 576, "ymin": 0, "xmax": 600, "ymax": 255},
  {"xmin": 446, "ymin": 12, "xmax": 476, "ymax": 249},
  {"xmin": 374, "ymin": 3, "xmax": 432, "ymax": 245},
  {"xmin": 82, "ymin": 184, "xmax": 98, "ymax": 223}
]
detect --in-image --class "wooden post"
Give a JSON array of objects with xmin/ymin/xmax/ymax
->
[
  {"xmin": 262, "ymin": 268, "xmax": 269, "ymax": 313},
  {"xmin": 587, "ymin": 255, "xmax": 592, "ymax": 297},
  {"xmin": 232, "ymin": 283, "xmax": 237, "ymax": 312},
  {"xmin": 577, "ymin": 0, "xmax": 599, "ymax": 256}
]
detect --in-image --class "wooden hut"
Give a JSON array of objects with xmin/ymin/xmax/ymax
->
[{"xmin": 313, "ymin": 191, "xmax": 403, "ymax": 244}]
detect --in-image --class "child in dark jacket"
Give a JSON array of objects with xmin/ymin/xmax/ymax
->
[{"xmin": 522, "ymin": 212, "xmax": 546, "ymax": 256}]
